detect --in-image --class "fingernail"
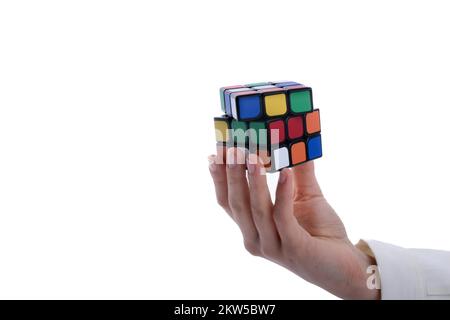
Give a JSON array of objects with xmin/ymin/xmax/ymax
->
[
  {"xmin": 227, "ymin": 148, "xmax": 246, "ymax": 169},
  {"xmin": 247, "ymin": 154, "xmax": 258, "ymax": 175},
  {"xmin": 208, "ymin": 155, "xmax": 217, "ymax": 172},
  {"xmin": 247, "ymin": 163, "xmax": 256, "ymax": 174},
  {"xmin": 259, "ymin": 167, "xmax": 267, "ymax": 175},
  {"xmin": 279, "ymin": 169, "xmax": 287, "ymax": 184},
  {"xmin": 226, "ymin": 148, "xmax": 236, "ymax": 169},
  {"xmin": 236, "ymin": 147, "xmax": 246, "ymax": 164}
]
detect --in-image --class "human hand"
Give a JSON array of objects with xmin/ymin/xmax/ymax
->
[{"xmin": 208, "ymin": 147, "xmax": 379, "ymax": 300}]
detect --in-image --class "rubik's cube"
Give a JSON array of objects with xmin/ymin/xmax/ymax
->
[{"xmin": 214, "ymin": 81, "xmax": 322, "ymax": 172}]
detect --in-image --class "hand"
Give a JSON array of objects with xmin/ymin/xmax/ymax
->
[{"xmin": 208, "ymin": 147, "xmax": 380, "ymax": 300}]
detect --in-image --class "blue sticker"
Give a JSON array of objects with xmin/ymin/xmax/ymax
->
[
  {"xmin": 238, "ymin": 95, "xmax": 261, "ymax": 120},
  {"xmin": 274, "ymin": 81, "xmax": 301, "ymax": 88},
  {"xmin": 307, "ymin": 135, "xmax": 322, "ymax": 160},
  {"xmin": 225, "ymin": 88, "xmax": 253, "ymax": 116}
]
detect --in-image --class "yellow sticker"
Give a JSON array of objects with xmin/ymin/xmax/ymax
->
[
  {"xmin": 264, "ymin": 94, "xmax": 287, "ymax": 116},
  {"xmin": 214, "ymin": 120, "xmax": 229, "ymax": 142}
]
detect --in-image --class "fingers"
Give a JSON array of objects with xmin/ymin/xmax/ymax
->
[
  {"xmin": 291, "ymin": 161, "xmax": 323, "ymax": 201},
  {"xmin": 210, "ymin": 148, "xmax": 312, "ymax": 259},
  {"xmin": 209, "ymin": 154, "xmax": 232, "ymax": 216},
  {"xmin": 273, "ymin": 169, "xmax": 310, "ymax": 250},
  {"xmin": 247, "ymin": 154, "xmax": 280, "ymax": 257},
  {"xmin": 226, "ymin": 148, "xmax": 260, "ymax": 255}
]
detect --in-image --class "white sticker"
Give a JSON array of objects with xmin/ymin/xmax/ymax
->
[
  {"xmin": 252, "ymin": 85, "xmax": 277, "ymax": 90},
  {"xmin": 272, "ymin": 147, "xmax": 289, "ymax": 171},
  {"xmin": 226, "ymin": 87, "xmax": 252, "ymax": 93}
]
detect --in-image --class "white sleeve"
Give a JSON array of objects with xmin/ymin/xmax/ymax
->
[{"xmin": 365, "ymin": 240, "xmax": 450, "ymax": 300}]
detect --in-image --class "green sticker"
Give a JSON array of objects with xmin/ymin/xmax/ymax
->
[
  {"xmin": 249, "ymin": 122, "xmax": 267, "ymax": 145},
  {"xmin": 289, "ymin": 90, "xmax": 312, "ymax": 113},
  {"xmin": 231, "ymin": 120, "xmax": 248, "ymax": 145},
  {"xmin": 220, "ymin": 89, "xmax": 226, "ymax": 112},
  {"xmin": 246, "ymin": 82, "xmax": 270, "ymax": 87}
]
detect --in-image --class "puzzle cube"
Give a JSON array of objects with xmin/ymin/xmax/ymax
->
[{"xmin": 214, "ymin": 81, "xmax": 322, "ymax": 172}]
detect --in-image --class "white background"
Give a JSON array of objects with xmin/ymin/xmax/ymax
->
[{"xmin": 1, "ymin": 0, "xmax": 449, "ymax": 299}]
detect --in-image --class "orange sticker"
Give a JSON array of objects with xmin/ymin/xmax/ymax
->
[
  {"xmin": 306, "ymin": 110, "xmax": 321, "ymax": 134},
  {"xmin": 291, "ymin": 141, "xmax": 306, "ymax": 165}
]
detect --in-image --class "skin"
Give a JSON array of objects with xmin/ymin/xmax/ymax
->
[{"xmin": 208, "ymin": 147, "xmax": 380, "ymax": 300}]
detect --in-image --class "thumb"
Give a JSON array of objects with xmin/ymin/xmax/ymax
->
[
  {"xmin": 273, "ymin": 169, "xmax": 310, "ymax": 247},
  {"xmin": 291, "ymin": 161, "xmax": 323, "ymax": 199}
]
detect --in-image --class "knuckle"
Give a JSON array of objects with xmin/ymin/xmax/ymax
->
[
  {"xmin": 261, "ymin": 245, "xmax": 278, "ymax": 258},
  {"xmin": 229, "ymin": 197, "xmax": 244, "ymax": 213},
  {"xmin": 216, "ymin": 196, "xmax": 229, "ymax": 209},
  {"xmin": 280, "ymin": 243, "xmax": 293, "ymax": 256},
  {"xmin": 250, "ymin": 205, "xmax": 265, "ymax": 220},
  {"xmin": 243, "ymin": 239, "xmax": 260, "ymax": 256},
  {"xmin": 272, "ymin": 210, "xmax": 284, "ymax": 224},
  {"xmin": 213, "ymin": 176, "xmax": 226, "ymax": 185},
  {"xmin": 227, "ymin": 177, "xmax": 242, "ymax": 188},
  {"xmin": 281, "ymin": 238, "xmax": 301, "ymax": 255}
]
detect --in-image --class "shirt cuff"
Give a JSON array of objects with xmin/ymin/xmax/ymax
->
[{"xmin": 362, "ymin": 240, "xmax": 425, "ymax": 299}]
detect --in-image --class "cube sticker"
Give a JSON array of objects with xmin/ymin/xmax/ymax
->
[
  {"xmin": 214, "ymin": 117, "xmax": 230, "ymax": 143},
  {"xmin": 288, "ymin": 88, "xmax": 313, "ymax": 114},
  {"xmin": 246, "ymin": 81, "xmax": 271, "ymax": 87},
  {"xmin": 264, "ymin": 93, "xmax": 287, "ymax": 117},
  {"xmin": 290, "ymin": 141, "xmax": 307, "ymax": 165},
  {"xmin": 253, "ymin": 84, "xmax": 277, "ymax": 90},
  {"xmin": 272, "ymin": 147, "xmax": 290, "ymax": 171},
  {"xmin": 231, "ymin": 119, "xmax": 248, "ymax": 145},
  {"xmin": 287, "ymin": 115, "xmax": 304, "ymax": 140},
  {"xmin": 306, "ymin": 109, "xmax": 321, "ymax": 134},
  {"xmin": 307, "ymin": 135, "xmax": 322, "ymax": 160},
  {"xmin": 231, "ymin": 92, "xmax": 262, "ymax": 121},
  {"xmin": 274, "ymin": 81, "xmax": 301, "ymax": 88},
  {"xmin": 268, "ymin": 120, "xmax": 286, "ymax": 145},
  {"xmin": 220, "ymin": 85, "xmax": 245, "ymax": 112},
  {"xmin": 224, "ymin": 88, "xmax": 255, "ymax": 116},
  {"xmin": 248, "ymin": 122, "xmax": 267, "ymax": 145}
]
